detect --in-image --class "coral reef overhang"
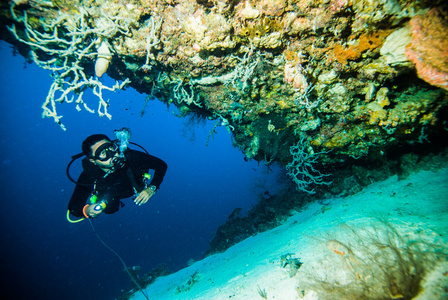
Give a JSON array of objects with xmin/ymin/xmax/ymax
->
[{"xmin": 1, "ymin": 0, "xmax": 448, "ymax": 167}]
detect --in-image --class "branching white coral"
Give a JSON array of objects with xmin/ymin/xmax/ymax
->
[
  {"xmin": 294, "ymin": 84, "xmax": 321, "ymax": 111},
  {"xmin": 227, "ymin": 50, "xmax": 261, "ymax": 90},
  {"xmin": 190, "ymin": 49, "xmax": 261, "ymax": 91},
  {"xmin": 141, "ymin": 16, "xmax": 163, "ymax": 71},
  {"xmin": 173, "ymin": 79, "xmax": 202, "ymax": 107},
  {"xmin": 7, "ymin": 5, "xmax": 131, "ymax": 130},
  {"xmin": 286, "ymin": 135, "xmax": 332, "ymax": 194},
  {"xmin": 42, "ymin": 75, "xmax": 130, "ymax": 130}
]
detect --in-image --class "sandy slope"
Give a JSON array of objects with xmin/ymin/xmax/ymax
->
[{"xmin": 131, "ymin": 167, "xmax": 448, "ymax": 300}]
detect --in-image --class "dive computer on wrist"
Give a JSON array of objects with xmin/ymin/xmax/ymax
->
[{"xmin": 149, "ymin": 185, "xmax": 157, "ymax": 193}]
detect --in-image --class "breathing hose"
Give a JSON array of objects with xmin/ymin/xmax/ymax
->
[{"xmin": 88, "ymin": 219, "xmax": 150, "ymax": 300}]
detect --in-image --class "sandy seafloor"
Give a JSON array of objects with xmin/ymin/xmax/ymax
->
[{"xmin": 130, "ymin": 167, "xmax": 448, "ymax": 300}]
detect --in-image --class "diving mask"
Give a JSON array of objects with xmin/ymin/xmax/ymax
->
[
  {"xmin": 92, "ymin": 142, "xmax": 119, "ymax": 161},
  {"xmin": 92, "ymin": 141, "xmax": 126, "ymax": 169}
]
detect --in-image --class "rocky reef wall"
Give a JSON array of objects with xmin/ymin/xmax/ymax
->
[{"xmin": 1, "ymin": 0, "xmax": 447, "ymax": 191}]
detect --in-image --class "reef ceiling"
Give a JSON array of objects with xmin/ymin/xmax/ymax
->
[{"xmin": 1, "ymin": 0, "xmax": 447, "ymax": 173}]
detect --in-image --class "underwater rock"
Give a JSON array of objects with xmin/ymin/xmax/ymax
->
[
  {"xmin": 1, "ymin": 0, "xmax": 447, "ymax": 168},
  {"xmin": 239, "ymin": 0, "xmax": 260, "ymax": 19},
  {"xmin": 284, "ymin": 63, "xmax": 309, "ymax": 92},
  {"xmin": 380, "ymin": 25, "xmax": 412, "ymax": 65},
  {"xmin": 252, "ymin": 32, "xmax": 283, "ymax": 49},
  {"xmin": 318, "ymin": 70, "xmax": 338, "ymax": 85}
]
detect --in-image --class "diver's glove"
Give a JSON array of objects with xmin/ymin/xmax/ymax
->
[{"xmin": 83, "ymin": 204, "xmax": 104, "ymax": 218}]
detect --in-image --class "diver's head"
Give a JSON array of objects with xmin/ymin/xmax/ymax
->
[
  {"xmin": 82, "ymin": 134, "xmax": 111, "ymax": 157},
  {"xmin": 83, "ymin": 135, "xmax": 125, "ymax": 171}
]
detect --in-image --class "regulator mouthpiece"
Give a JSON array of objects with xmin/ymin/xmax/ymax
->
[
  {"xmin": 111, "ymin": 155, "xmax": 126, "ymax": 170},
  {"xmin": 114, "ymin": 127, "xmax": 131, "ymax": 157}
]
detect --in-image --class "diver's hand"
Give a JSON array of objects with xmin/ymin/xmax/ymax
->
[
  {"xmin": 134, "ymin": 188, "xmax": 155, "ymax": 206},
  {"xmin": 85, "ymin": 204, "xmax": 103, "ymax": 218}
]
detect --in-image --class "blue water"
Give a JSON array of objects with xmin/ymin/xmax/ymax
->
[{"xmin": 0, "ymin": 41, "xmax": 281, "ymax": 300}]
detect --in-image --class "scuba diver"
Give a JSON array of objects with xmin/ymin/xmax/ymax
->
[{"xmin": 67, "ymin": 128, "xmax": 168, "ymax": 220}]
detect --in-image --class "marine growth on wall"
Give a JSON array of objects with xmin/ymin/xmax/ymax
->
[{"xmin": 1, "ymin": 0, "xmax": 447, "ymax": 182}]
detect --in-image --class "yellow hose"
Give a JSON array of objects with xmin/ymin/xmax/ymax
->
[{"xmin": 66, "ymin": 210, "xmax": 86, "ymax": 223}]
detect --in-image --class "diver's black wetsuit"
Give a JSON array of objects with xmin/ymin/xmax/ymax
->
[{"xmin": 68, "ymin": 149, "xmax": 167, "ymax": 218}]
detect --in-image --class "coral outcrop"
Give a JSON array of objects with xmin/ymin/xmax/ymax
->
[{"xmin": 1, "ymin": 0, "xmax": 447, "ymax": 181}]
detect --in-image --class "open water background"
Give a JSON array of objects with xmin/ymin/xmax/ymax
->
[{"xmin": 0, "ymin": 41, "xmax": 282, "ymax": 300}]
